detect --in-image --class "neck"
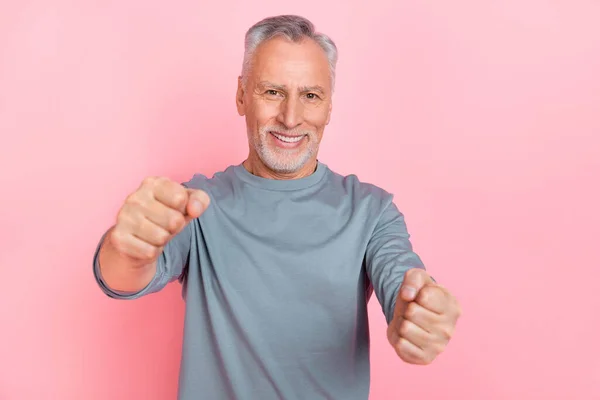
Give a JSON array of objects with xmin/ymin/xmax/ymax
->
[{"xmin": 243, "ymin": 153, "xmax": 318, "ymax": 180}]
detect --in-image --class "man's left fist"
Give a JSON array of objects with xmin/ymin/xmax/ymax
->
[{"xmin": 387, "ymin": 268, "xmax": 461, "ymax": 365}]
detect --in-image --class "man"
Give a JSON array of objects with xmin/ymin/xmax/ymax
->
[{"xmin": 93, "ymin": 14, "xmax": 461, "ymax": 400}]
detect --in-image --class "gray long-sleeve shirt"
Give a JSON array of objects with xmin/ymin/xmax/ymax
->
[{"xmin": 93, "ymin": 161, "xmax": 426, "ymax": 400}]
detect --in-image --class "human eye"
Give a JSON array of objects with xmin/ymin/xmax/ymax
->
[
  {"xmin": 265, "ymin": 89, "xmax": 280, "ymax": 97},
  {"xmin": 305, "ymin": 93, "xmax": 320, "ymax": 101}
]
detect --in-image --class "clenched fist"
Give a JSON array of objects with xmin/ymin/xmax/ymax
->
[
  {"xmin": 108, "ymin": 176, "xmax": 210, "ymax": 265},
  {"xmin": 387, "ymin": 268, "xmax": 461, "ymax": 365}
]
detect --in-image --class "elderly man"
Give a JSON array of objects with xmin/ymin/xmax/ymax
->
[{"xmin": 93, "ymin": 14, "xmax": 461, "ymax": 400}]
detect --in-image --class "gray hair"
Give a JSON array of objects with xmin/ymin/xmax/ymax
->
[{"xmin": 241, "ymin": 15, "xmax": 338, "ymax": 91}]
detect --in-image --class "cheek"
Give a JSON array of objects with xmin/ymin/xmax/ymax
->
[
  {"xmin": 305, "ymin": 106, "xmax": 330, "ymax": 130},
  {"xmin": 251, "ymin": 101, "xmax": 280, "ymax": 126}
]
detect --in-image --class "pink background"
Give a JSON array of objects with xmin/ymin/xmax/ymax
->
[{"xmin": 1, "ymin": 1, "xmax": 599, "ymax": 399}]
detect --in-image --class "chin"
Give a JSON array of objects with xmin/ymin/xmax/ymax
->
[
  {"xmin": 264, "ymin": 160, "xmax": 305, "ymax": 174},
  {"xmin": 260, "ymin": 152, "xmax": 312, "ymax": 174},
  {"xmin": 251, "ymin": 134, "xmax": 317, "ymax": 175}
]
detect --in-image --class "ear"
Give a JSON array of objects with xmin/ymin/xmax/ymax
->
[
  {"xmin": 325, "ymin": 100, "xmax": 332, "ymax": 125},
  {"xmin": 236, "ymin": 76, "xmax": 246, "ymax": 116}
]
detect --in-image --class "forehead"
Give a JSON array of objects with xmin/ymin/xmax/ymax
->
[{"xmin": 249, "ymin": 36, "xmax": 331, "ymax": 90}]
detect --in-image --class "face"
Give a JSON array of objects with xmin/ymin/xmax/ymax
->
[{"xmin": 236, "ymin": 36, "xmax": 333, "ymax": 177}]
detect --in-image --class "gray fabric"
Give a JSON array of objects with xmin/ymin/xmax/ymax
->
[{"xmin": 93, "ymin": 161, "xmax": 425, "ymax": 400}]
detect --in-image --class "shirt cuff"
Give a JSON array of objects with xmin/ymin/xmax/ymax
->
[{"xmin": 92, "ymin": 229, "xmax": 160, "ymax": 299}]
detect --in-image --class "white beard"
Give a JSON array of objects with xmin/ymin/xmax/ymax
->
[{"xmin": 250, "ymin": 126, "xmax": 319, "ymax": 174}]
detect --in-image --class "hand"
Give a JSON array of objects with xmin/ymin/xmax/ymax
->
[
  {"xmin": 109, "ymin": 176, "xmax": 210, "ymax": 264},
  {"xmin": 387, "ymin": 268, "xmax": 461, "ymax": 365}
]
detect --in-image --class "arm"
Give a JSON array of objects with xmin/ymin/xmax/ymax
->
[
  {"xmin": 93, "ymin": 222, "xmax": 193, "ymax": 299},
  {"xmin": 92, "ymin": 176, "xmax": 209, "ymax": 299},
  {"xmin": 364, "ymin": 199, "xmax": 426, "ymax": 324},
  {"xmin": 365, "ymin": 198, "xmax": 461, "ymax": 365}
]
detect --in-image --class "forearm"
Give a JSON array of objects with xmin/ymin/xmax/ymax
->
[
  {"xmin": 365, "ymin": 199, "xmax": 426, "ymax": 324},
  {"xmin": 97, "ymin": 227, "xmax": 158, "ymax": 293}
]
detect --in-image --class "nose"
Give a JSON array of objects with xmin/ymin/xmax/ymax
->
[{"xmin": 276, "ymin": 96, "xmax": 304, "ymax": 130}]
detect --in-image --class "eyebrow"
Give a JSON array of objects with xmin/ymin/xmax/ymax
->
[{"xmin": 257, "ymin": 81, "xmax": 326, "ymax": 95}]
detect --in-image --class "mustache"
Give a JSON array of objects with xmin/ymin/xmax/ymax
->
[{"xmin": 260, "ymin": 126, "xmax": 316, "ymax": 137}]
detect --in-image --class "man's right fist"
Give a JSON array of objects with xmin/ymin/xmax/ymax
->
[{"xmin": 108, "ymin": 176, "xmax": 210, "ymax": 264}]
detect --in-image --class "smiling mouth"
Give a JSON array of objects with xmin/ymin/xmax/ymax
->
[{"xmin": 270, "ymin": 131, "xmax": 306, "ymax": 143}]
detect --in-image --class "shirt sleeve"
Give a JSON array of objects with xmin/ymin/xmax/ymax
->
[
  {"xmin": 92, "ymin": 221, "xmax": 194, "ymax": 300},
  {"xmin": 365, "ymin": 199, "xmax": 426, "ymax": 324}
]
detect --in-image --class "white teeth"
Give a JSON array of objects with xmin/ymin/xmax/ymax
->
[{"xmin": 272, "ymin": 132, "xmax": 304, "ymax": 143}]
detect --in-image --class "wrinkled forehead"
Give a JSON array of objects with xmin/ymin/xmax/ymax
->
[{"xmin": 249, "ymin": 37, "xmax": 332, "ymax": 92}]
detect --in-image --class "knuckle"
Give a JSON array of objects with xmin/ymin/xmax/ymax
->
[
  {"xmin": 399, "ymin": 320, "xmax": 411, "ymax": 337},
  {"xmin": 433, "ymin": 342, "xmax": 446, "ymax": 355},
  {"xmin": 424, "ymin": 352, "xmax": 436, "ymax": 364},
  {"xmin": 142, "ymin": 176, "xmax": 158, "ymax": 187},
  {"xmin": 395, "ymin": 340, "xmax": 411, "ymax": 359},
  {"xmin": 131, "ymin": 214, "xmax": 145, "ymax": 234},
  {"xmin": 168, "ymin": 213, "xmax": 186, "ymax": 232},
  {"xmin": 156, "ymin": 228, "xmax": 171, "ymax": 246},
  {"xmin": 171, "ymin": 190, "xmax": 187, "ymax": 208},
  {"xmin": 393, "ymin": 344, "xmax": 404, "ymax": 358},
  {"xmin": 146, "ymin": 246, "xmax": 160, "ymax": 259},
  {"xmin": 418, "ymin": 285, "xmax": 436, "ymax": 304},
  {"xmin": 109, "ymin": 231, "xmax": 129, "ymax": 255},
  {"xmin": 405, "ymin": 302, "xmax": 419, "ymax": 321},
  {"xmin": 422, "ymin": 285, "xmax": 437, "ymax": 297},
  {"xmin": 398, "ymin": 350, "xmax": 413, "ymax": 364},
  {"xmin": 115, "ymin": 210, "xmax": 127, "ymax": 226},
  {"xmin": 441, "ymin": 325, "xmax": 453, "ymax": 340},
  {"xmin": 387, "ymin": 326, "xmax": 400, "ymax": 346},
  {"xmin": 118, "ymin": 203, "xmax": 136, "ymax": 221},
  {"xmin": 125, "ymin": 191, "xmax": 144, "ymax": 208},
  {"xmin": 455, "ymin": 303, "xmax": 463, "ymax": 318},
  {"xmin": 109, "ymin": 229, "xmax": 125, "ymax": 247}
]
